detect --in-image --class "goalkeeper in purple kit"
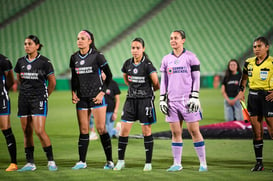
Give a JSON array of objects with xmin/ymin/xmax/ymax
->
[{"xmin": 159, "ymin": 30, "xmax": 207, "ymax": 172}]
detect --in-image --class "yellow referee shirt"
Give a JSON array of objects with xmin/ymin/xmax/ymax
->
[{"xmin": 243, "ymin": 55, "xmax": 273, "ymax": 90}]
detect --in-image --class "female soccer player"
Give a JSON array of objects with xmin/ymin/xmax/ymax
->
[
  {"xmin": 70, "ymin": 30, "xmax": 114, "ymax": 170},
  {"xmin": 221, "ymin": 59, "xmax": 243, "ymax": 122},
  {"xmin": 14, "ymin": 35, "xmax": 57, "ymax": 171},
  {"xmin": 159, "ymin": 30, "xmax": 207, "ymax": 172},
  {"xmin": 114, "ymin": 37, "xmax": 159, "ymax": 171},
  {"xmin": 239, "ymin": 36, "xmax": 273, "ymax": 172},
  {"xmin": 89, "ymin": 71, "xmax": 121, "ymax": 140},
  {"xmin": 0, "ymin": 54, "xmax": 17, "ymax": 171}
]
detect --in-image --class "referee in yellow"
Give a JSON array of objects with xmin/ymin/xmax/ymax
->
[{"xmin": 239, "ymin": 36, "xmax": 273, "ymax": 172}]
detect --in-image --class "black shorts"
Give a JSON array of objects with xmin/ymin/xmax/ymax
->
[
  {"xmin": 0, "ymin": 95, "xmax": 10, "ymax": 116},
  {"xmin": 121, "ymin": 97, "xmax": 157, "ymax": 125},
  {"xmin": 248, "ymin": 90, "xmax": 273, "ymax": 117},
  {"xmin": 76, "ymin": 97, "xmax": 107, "ymax": 110},
  {"xmin": 18, "ymin": 95, "xmax": 48, "ymax": 117}
]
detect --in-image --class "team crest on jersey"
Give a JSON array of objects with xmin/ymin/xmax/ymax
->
[
  {"xmin": 106, "ymin": 89, "xmax": 111, "ymax": 95},
  {"xmin": 27, "ymin": 64, "xmax": 32, "ymax": 70},
  {"xmin": 80, "ymin": 60, "xmax": 85, "ymax": 65},
  {"xmin": 133, "ymin": 68, "xmax": 138, "ymax": 74}
]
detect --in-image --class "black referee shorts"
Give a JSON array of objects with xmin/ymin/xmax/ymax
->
[
  {"xmin": 248, "ymin": 90, "xmax": 273, "ymax": 117},
  {"xmin": 121, "ymin": 97, "xmax": 157, "ymax": 125}
]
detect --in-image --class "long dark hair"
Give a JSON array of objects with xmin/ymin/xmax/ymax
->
[
  {"xmin": 254, "ymin": 36, "xmax": 270, "ymax": 54},
  {"xmin": 82, "ymin": 30, "xmax": 98, "ymax": 51},
  {"xmin": 26, "ymin": 35, "xmax": 43, "ymax": 51},
  {"xmin": 132, "ymin": 37, "xmax": 148, "ymax": 58},
  {"xmin": 224, "ymin": 59, "xmax": 242, "ymax": 81}
]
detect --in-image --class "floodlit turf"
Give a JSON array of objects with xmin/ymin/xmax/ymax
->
[{"xmin": 0, "ymin": 89, "xmax": 272, "ymax": 181}]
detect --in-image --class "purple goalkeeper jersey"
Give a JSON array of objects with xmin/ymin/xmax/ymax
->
[{"xmin": 160, "ymin": 49, "xmax": 200, "ymax": 102}]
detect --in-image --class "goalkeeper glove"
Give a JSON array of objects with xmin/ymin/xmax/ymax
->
[
  {"xmin": 187, "ymin": 91, "xmax": 200, "ymax": 113},
  {"xmin": 159, "ymin": 94, "xmax": 168, "ymax": 115}
]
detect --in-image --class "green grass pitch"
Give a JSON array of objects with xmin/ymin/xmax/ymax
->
[{"xmin": 0, "ymin": 89, "xmax": 272, "ymax": 180}]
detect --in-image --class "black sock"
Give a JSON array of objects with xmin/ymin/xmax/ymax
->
[
  {"xmin": 2, "ymin": 128, "xmax": 17, "ymax": 164},
  {"xmin": 78, "ymin": 134, "xmax": 89, "ymax": 162},
  {"xmin": 144, "ymin": 135, "xmax": 154, "ymax": 163},
  {"xmin": 25, "ymin": 146, "xmax": 34, "ymax": 163},
  {"xmin": 100, "ymin": 133, "xmax": 112, "ymax": 162},
  {"xmin": 253, "ymin": 140, "xmax": 263, "ymax": 164},
  {"xmin": 118, "ymin": 136, "xmax": 128, "ymax": 160},
  {"xmin": 43, "ymin": 145, "xmax": 54, "ymax": 161}
]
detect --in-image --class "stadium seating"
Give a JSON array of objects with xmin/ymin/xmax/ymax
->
[
  {"xmin": 0, "ymin": 0, "xmax": 161, "ymax": 75},
  {"xmin": 0, "ymin": 0, "xmax": 36, "ymax": 22},
  {"xmin": 0, "ymin": 0, "xmax": 272, "ymax": 78},
  {"xmin": 104, "ymin": 0, "xmax": 273, "ymax": 76}
]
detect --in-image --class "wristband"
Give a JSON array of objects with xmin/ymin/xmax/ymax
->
[{"xmin": 239, "ymin": 85, "xmax": 245, "ymax": 91}]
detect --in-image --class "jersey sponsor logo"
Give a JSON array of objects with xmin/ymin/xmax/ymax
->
[
  {"xmin": 127, "ymin": 75, "xmax": 145, "ymax": 83},
  {"xmin": 268, "ymin": 112, "xmax": 273, "ymax": 116},
  {"xmin": 75, "ymin": 67, "xmax": 93, "ymax": 74},
  {"xmin": 167, "ymin": 66, "xmax": 187, "ymax": 74},
  {"xmin": 20, "ymin": 72, "xmax": 39, "ymax": 80},
  {"xmin": 227, "ymin": 80, "xmax": 239, "ymax": 85},
  {"xmin": 247, "ymin": 64, "xmax": 253, "ymax": 77}
]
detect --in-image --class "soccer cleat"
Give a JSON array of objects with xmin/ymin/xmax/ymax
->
[
  {"xmin": 143, "ymin": 163, "xmax": 152, "ymax": 171},
  {"xmin": 115, "ymin": 122, "xmax": 121, "ymax": 138},
  {"xmin": 113, "ymin": 160, "xmax": 125, "ymax": 171},
  {"xmin": 167, "ymin": 164, "xmax": 183, "ymax": 172},
  {"xmin": 104, "ymin": 161, "xmax": 114, "ymax": 170},
  {"xmin": 89, "ymin": 131, "xmax": 98, "ymax": 140},
  {"xmin": 5, "ymin": 163, "xmax": 18, "ymax": 171},
  {"xmin": 251, "ymin": 162, "xmax": 264, "ymax": 171},
  {"xmin": 48, "ymin": 161, "xmax": 58, "ymax": 171},
  {"xmin": 72, "ymin": 161, "xmax": 87, "ymax": 170},
  {"xmin": 199, "ymin": 165, "xmax": 208, "ymax": 172},
  {"xmin": 17, "ymin": 163, "xmax": 36, "ymax": 172}
]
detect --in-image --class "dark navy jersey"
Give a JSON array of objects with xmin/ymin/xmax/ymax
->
[
  {"xmin": 14, "ymin": 54, "xmax": 54, "ymax": 98},
  {"xmin": 105, "ymin": 80, "xmax": 121, "ymax": 112},
  {"xmin": 121, "ymin": 56, "xmax": 157, "ymax": 98},
  {"xmin": 70, "ymin": 49, "xmax": 108, "ymax": 98},
  {"xmin": 0, "ymin": 54, "xmax": 12, "ymax": 93}
]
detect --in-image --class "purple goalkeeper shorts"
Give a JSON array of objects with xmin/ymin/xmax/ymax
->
[{"xmin": 166, "ymin": 101, "xmax": 202, "ymax": 123}]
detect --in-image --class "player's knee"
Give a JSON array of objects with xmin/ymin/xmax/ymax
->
[
  {"xmin": 96, "ymin": 127, "xmax": 106, "ymax": 135},
  {"xmin": 34, "ymin": 129, "xmax": 46, "ymax": 138},
  {"xmin": 189, "ymin": 129, "xmax": 202, "ymax": 138},
  {"xmin": 172, "ymin": 131, "xmax": 182, "ymax": 138}
]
